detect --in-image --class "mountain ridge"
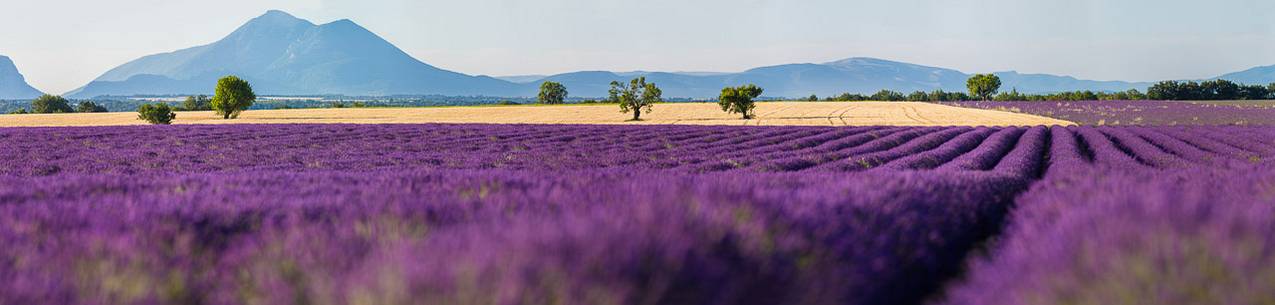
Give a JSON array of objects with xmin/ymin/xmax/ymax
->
[
  {"xmin": 1217, "ymin": 65, "xmax": 1275, "ymax": 85},
  {"xmin": 0, "ymin": 55, "xmax": 44, "ymax": 99},
  {"xmin": 62, "ymin": 10, "xmax": 1275, "ymax": 99},
  {"xmin": 68, "ymin": 10, "xmax": 520, "ymax": 98}
]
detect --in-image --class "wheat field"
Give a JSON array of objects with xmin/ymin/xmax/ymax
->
[{"xmin": 0, "ymin": 101, "xmax": 1074, "ymax": 127}]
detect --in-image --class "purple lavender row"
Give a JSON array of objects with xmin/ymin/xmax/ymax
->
[
  {"xmin": 804, "ymin": 127, "xmax": 964, "ymax": 171},
  {"xmin": 1097, "ymin": 127, "xmax": 1191, "ymax": 168},
  {"xmin": 834, "ymin": 127, "xmax": 973, "ymax": 171},
  {"xmin": 10, "ymin": 124, "xmax": 1275, "ymax": 177},
  {"xmin": 939, "ymin": 165, "xmax": 1275, "ymax": 305},
  {"xmin": 1127, "ymin": 128, "xmax": 1244, "ymax": 167},
  {"xmin": 878, "ymin": 127, "xmax": 997, "ymax": 171},
  {"xmin": 934, "ymin": 128, "xmax": 1026, "ymax": 172},
  {"xmin": 0, "ymin": 169, "xmax": 1029, "ymax": 305},
  {"xmin": 989, "ymin": 126, "xmax": 1049, "ymax": 177},
  {"xmin": 742, "ymin": 127, "xmax": 910, "ymax": 172},
  {"xmin": 946, "ymin": 100, "xmax": 1275, "ymax": 126}
]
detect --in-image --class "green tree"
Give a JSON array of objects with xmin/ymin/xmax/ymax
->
[
  {"xmin": 137, "ymin": 103, "xmax": 177, "ymax": 125},
  {"xmin": 717, "ymin": 84, "xmax": 764, "ymax": 119},
  {"xmin": 31, "ymin": 94, "xmax": 74, "ymax": 113},
  {"xmin": 76, "ymin": 101, "xmax": 108, "ymax": 113},
  {"xmin": 806, "ymin": 94, "xmax": 819, "ymax": 101},
  {"xmin": 609, "ymin": 77, "xmax": 662, "ymax": 121},
  {"xmin": 1238, "ymin": 85, "xmax": 1268, "ymax": 100},
  {"xmin": 1147, "ymin": 81, "xmax": 1181, "ymax": 100},
  {"xmin": 1201, "ymin": 79, "xmax": 1240, "ymax": 100},
  {"xmin": 966, "ymin": 74, "xmax": 1002, "ymax": 101},
  {"xmin": 7, "ymin": 108, "xmax": 28, "ymax": 115},
  {"xmin": 537, "ymin": 81, "xmax": 568, "ymax": 104},
  {"xmin": 181, "ymin": 95, "xmax": 212, "ymax": 111},
  {"xmin": 211, "ymin": 76, "xmax": 256, "ymax": 119}
]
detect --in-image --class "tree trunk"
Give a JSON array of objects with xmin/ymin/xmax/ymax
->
[{"xmin": 632, "ymin": 107, "xmax": 641, "ymax": 121}]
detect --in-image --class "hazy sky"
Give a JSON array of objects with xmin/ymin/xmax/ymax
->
[{"xmin": 2, "ymin": 0, "xmax": 1273, "ymax": 94}]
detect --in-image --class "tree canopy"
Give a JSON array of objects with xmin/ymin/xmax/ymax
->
[
  {"xmin": 31, "ymin": 94, "xmax": 74, "ymax": 114},
  {"xmin": 609, "ymin": 77, "xmax": 662, "ymax": 121},
  {"xmin": 182, "ymin": 95, "xmax": 212, "ymax": 111},
  {"xmin": 967, "ymin": 74, "xmax": 1002, "ymax": 101},
  {"xmin": 537, "ymin": 81, "xmax": 568, "ymax": 105},
  {"xmin": 718, "ymin": 84, "xmax": 764, "ymax": 119},
  {"xmin": 211, "ymin": 76, "xmax": 256, "ymax": 119},
  {"xmin": 76, "ymin": 101, "xmax": 108, "ymax": 113}
]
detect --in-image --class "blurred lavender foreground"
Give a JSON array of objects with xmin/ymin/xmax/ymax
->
[{"xmin": 1, "ymin": 124, "xmax": 1274, "ymax": 305}]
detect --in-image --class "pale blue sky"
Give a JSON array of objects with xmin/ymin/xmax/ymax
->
[{"xmin": 2, "ymin": 0, "xmax": 1273, "ymax": 94}]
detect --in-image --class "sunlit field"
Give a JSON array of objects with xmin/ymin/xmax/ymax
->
[{"xmin": 0, "ymin": 101, "xmax": 1073, "ymax": 127}]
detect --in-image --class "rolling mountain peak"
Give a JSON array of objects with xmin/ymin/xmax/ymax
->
[
  {"xmin": 60, "ymin": 10, "xmax": 1274, "ymax": 99},
  {"xmin": 67, "ymin": 10, "xmax": 519, "ymax": 98}
]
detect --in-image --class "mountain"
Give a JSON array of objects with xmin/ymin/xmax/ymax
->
[
  {"xmin": 495, "ymin": 75, "xmax": 549, "ymax": 83},
  {"xmin": 521, "ymin": 58, "xmax": 1146, "ymax": 98},
  {"xmin": 67, "ymin": 10, "xmax": 520, "ymax": 98},
  {"xmin": 0, "ymin": 55, "xmax": 44, "ymax": 99},
  {"xmin": 993, "ymin": 71, "xmax": 1148, "ymax": 93},
  {"xmin": 1217, "ymin": 65, "xmax": 1275, "ymax": 85},
  {"xmin": 64, "ymin": 10, "xmax": 1254, "ymax": 99}
]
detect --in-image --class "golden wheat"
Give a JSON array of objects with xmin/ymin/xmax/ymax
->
[{"xmin": 0, "ymin": 102, "xmax": 1074, "ymax": 127}]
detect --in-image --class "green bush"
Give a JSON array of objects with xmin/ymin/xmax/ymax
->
[
  {"xmin": 7, "ymin": 108, "xmax": 29, "ymax": 115},
  {"xmin": 137, "ymin": 103, "xmax": 177, "ymax": 125}
]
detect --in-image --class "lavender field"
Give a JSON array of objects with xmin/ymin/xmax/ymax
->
[
  {"xmin": 3, "ymin": 123, "xmax": 1275, "ymax": 305},
  {"xmin": 948, "ymin": 100, "xmax": 1275, "ymax": 126}
]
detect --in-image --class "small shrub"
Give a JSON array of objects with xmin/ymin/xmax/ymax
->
[
  {"xmin": 7, "ymin": 108, "xmax": 29, "ymax": 115},
  {"xmin": 137, "ymin": 103, "xmax": 177, "ymax": 125}
]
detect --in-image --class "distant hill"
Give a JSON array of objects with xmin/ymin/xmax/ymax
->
[
  {"xmin": 60, "ymin": 10, "xmax": 1269, "ymax": 99},
  {"xmin": 518, "ymin": 58, "xmax": 1147, "ymax": 98},
  {"xmin": 495, "ymin": 75, "xmax": 550, "ymax": 83},
  {"xmin": 992, "ymin": 71, "xmax": 1149, "ymax": 93},
  {"xmin": 67, "ymin": 10, "xmax": 520, "ymax": 98},
  {"xmin": 1217, "ymin": 65, "xmax": 1275, "ymax": 85},
  {"xmin": 0, "ymin": 55, "xmax": 44, "ymax": 99}
]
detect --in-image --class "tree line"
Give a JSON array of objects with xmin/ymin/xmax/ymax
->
[
  {"xmin": 7, "ymin": 95, "xmax": 108, "ymax": 114},
  {"xmin": 1147, "ymin": 80, "xmax": 1275, "ymax": 101},
  {"xmin": 10, "ymin": 74, "xmax": 1275, "ymax": 123},
  {"xmin": 815, "ymin": 75, "xmax": 1274, "ymax": 102}
]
